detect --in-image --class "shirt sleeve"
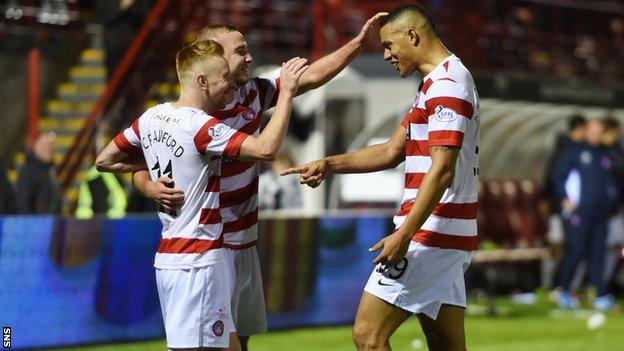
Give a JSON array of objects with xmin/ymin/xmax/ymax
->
[
  {"xmin": 194, "ymin": 118, "xmax": 249, "ymax": 159},
  {"xmin": 112, "ymin": 118, "xmax": 142, "ymax": 156},
  {"xmin": 424, "ymin": 80, "xmax": 475, "ymax": 148}
]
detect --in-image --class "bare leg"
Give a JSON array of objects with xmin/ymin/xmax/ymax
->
[
  {"xmin": 238, "ymin": 336, "xmax": 249, "ymax": 351},
  {"xmin": 417, "ymin": 304, "xmax": 467, "ymax": 351},
  {"xmin": 352, "ymin": 292, "xmax": 411, "ymax": 351},
  {"xmin": 224, "ymin": 332, "xmax": 241, "ymax": 351}
]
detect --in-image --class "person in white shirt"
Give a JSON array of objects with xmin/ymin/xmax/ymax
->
[{"xmin": 95, "ymin": 39, "xmax": 307, "ymax": 350}]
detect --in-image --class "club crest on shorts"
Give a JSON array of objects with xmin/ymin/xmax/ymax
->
[
  {"xmin": 212, "ymin": 320, "xmax": 224, "ymax": 336},
  {"xmin": 434, "ymin": 105, "xmax": 458, "ymax": 122}
]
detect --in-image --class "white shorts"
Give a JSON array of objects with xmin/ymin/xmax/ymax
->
[
  {"xmin": 364, "ymin": 242, "xmax": 473, "ymax": 320},
  {"xmin": 224, "ymin": 246, "xmax": 267, "ymax": 336},
  {"xmin": 155, "ymin": 264, "xmax": 235, "ymax": 349}
]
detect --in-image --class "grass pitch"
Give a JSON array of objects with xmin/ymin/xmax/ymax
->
[{"xmin": 57, "ymin": 296, "xmax": 624, "ymax": 351}]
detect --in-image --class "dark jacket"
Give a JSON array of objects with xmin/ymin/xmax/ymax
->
[
  {"xmin": 553, "ymin": 143, "xmax": 621, "ymax": 219},
  {"xmin": 15, "ymin": 152, "xmax": 61, "ymax": 214}
]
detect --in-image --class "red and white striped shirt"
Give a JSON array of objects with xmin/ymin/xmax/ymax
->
[
  {"xmin": 113, "ymin": 103, "xmax": 248, "ymax": 268},
  {"xmin": 212, "ymin": 76, "xmax": 280, "ymax": 249},
  {"xmin": 397, "ymin": 55, "xmax": 480, "ymax": 251}
]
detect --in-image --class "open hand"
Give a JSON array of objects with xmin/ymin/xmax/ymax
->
[
  {"xmin": 280, "ymin": 57, "xmax": 309, "ymax": 94},
  {"xmin": 356, "ymin": 12, "xmax": 389, "ymax": 45}
]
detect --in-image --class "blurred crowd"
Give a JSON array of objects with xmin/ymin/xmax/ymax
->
[{"xmin": 541, "ymin": 115, "xmax": 624, "ymax": 311}]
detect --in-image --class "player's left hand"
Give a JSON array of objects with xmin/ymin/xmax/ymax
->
[
  {"xmin": 369, "ymin": 229, "xmax": 411, "ymax": 265},
  {"xmin": 356, "ymin": 12, "xmax": 389, "ymax": 45}
]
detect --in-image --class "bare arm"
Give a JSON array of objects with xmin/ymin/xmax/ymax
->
[
  {"xmin": 95, "ymin": 141, "xmax": 147, "ymax": 173},
  {"xmin": 238, "ymin": 57, "xmax": 308, "ymax": 161},
  {"xmin": 369, "ymin": 145, "xmax": 460, "ymax": 264},
  {"xmin": 281, "ymin": 125, "xmax": 406, "ymax": 186},
  {"xmin": 296, "ymin": 12, "xmax": 387, "ymax": 95}
]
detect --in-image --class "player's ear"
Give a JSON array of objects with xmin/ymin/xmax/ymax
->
[
  {"xmin": 197, "ymin": 74, "xmax": 209, "ymax": 91},
  {"xmin": 407, "ymin": 28, "xmax": 419, "ymax": 47}
]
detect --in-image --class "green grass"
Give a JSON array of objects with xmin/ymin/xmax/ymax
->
[{"xmin": 57, "ymin": 296, "xmax": 624, "ymax": 351}]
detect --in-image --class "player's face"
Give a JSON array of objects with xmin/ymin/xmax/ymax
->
[
  {"xmin": 216, "ymin": 31, "xmax": 253, "ymax": 87},
  {"xmin": 380, "ymin": 25, "xmax": 417, "ymax": 78},
  {"xmin": 206, "ymin": 58, "xmax": 236, "ymax": 110}
]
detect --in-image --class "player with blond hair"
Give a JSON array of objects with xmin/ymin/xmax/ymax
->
[
  {"xmin": 95, "ymin": 39, "xmax": 308, "ymax": 350},
  {"xmin": 131, "ymin": 13, "xmax": 388, "ymax": 351}
]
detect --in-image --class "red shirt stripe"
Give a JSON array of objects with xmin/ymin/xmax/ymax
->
[
  {"xmin": 405, "ymin": 172, "xmax": 426, "ymax": 189},
  {"xmin": 220, "ymin": 177, "xmax": 259, "ymax": 208},
  {"xmin": 223, "ymin": 207, "xmax": 258, "ymax": 234},
  {"xmin": 157, "ymin": 236, "xmax": 223, "ymax": 254},
  {"xmin": 113, "ymin": 133, "xmax": 142, "ymax": 156},
  {"xmin": 428, "ymin": 130, "xmax": 464, "ymax": 147},
  {"xmin": 223, "ymin": 240, "xmax": 257, "ymax": 250},
  {"xmin": 193, "ymin": 118, "xmax": 220, "ymax": 154},
  {"xmin": 222, "ymin": 160, "xmax": 255, "ymax": 177},
  {"xmin": 199, "ymin": 207, "xmax": 221, "ymax": 225},
  {"xmin": 205, "ymin": 176, "xmax": 220, "ymax": 193},
  {"xmin": 406, "ymin": 140, "xmax": 429, "ymax": 156},
  {"xmin": 412, "ymin": 229, "xmax": 478, "ymax": 250},
  {"xmin": 399, "ymin": 201, "xmax": 478, "ymax": 219},
  {"xmin": 213, "ymin": 90, "xmax": 258, "ymax": 120},
  {"xmin": 421, "ymin": 78, "xmax": 434, "ymax": 94},
  {"xmin": 223, "ymin": 131, "xmax": 248, "ymax": 159}
]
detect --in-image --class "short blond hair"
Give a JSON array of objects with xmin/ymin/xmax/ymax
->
[
  {"xmin": 175, "ymin": 40, "xmax": 224, "ymax": 84},
  {"xmin": 195, "ymin": 24, "xmax": 238, "ymax": 42}
]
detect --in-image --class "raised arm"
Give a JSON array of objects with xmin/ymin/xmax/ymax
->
[
  {"xmin": 281, "ymin": 125, "xmax": 406, "ymax": 187},
  {"xmin": 296, "ymin": 12, "xmax": 387, "ymax": 95},
  {"xmin": 237, "ymin": 57, "xmax": 308, "ymax": 160}
]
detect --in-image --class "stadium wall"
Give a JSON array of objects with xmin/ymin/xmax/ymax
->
[{"xmin": 0, "ymin": 214, "xmax": 394, "ymax": 349}]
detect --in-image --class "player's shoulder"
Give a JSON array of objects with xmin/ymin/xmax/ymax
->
[{"xmin": 427, "ymin": 57, "xmax": 474, "ymax": 96}]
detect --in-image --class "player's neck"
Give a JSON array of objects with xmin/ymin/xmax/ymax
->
[
  {"xmin": 417, "ymin": 41, "xmax": 452, "ymax": 77},
  {"xmin": 174, "ymin": 91, "xmax": 213, "ymax": 112}
]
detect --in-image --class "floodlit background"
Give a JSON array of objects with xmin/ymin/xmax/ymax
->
[{"xmin": 1, "ymin": 0, "xmax": 623, "ymax": 350}]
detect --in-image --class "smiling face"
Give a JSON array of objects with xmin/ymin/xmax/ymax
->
[
  {"xmin": 380, "ymin": 23, "xmax": 419, "ymax": 78},
  {"xmin": 214, "ymin": 31, "xmax": 253, "ymax": 86}
]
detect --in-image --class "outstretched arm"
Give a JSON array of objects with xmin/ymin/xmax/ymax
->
[
  {"xmin": 296, "ymin": 12, "xmax": 387, "ymax": 95},
  {"xmin": 238, "ymin": 57, "xmax": 308, "ymax": 160},
  {"xmin": 281, "ymin": 125, "xmax": 406, "ymax": 187}
]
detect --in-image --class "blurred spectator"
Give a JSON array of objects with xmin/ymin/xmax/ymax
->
[
  {"xmin": 542, "ymin": 115, "xmax": 587, "ymax": 220},
  {"xmin": 76, "ymin": 165, "xmax": 127, "ymax": 219},
  {"xmin": 0, "ymin": 158, "xmax": 16, "ymax": 214},
  {"xmin": 553, "ymin": 119, "xmax": 620, "ymax": 311},
  {"xmin": 16, "ymin": 132, "xmax": 61, "ymax": 214},
  {"xmin": 259, "ymin": 149, "xmax": 302, "ymax": 210},
  {"xmin": 602, "ymin": 117, "xmax": 624, "ymax": 294},
  {"xmin": 95, "ymin": 0, "xmax": 151, "ymax": 78}
]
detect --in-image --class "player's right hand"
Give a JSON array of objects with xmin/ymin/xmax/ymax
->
[
  {"xmin": 146, "ymin": 176, "xmax": 185, "ymax": 210},
  {"xmin": 280, "ymin": 159, "xmax": 328, "ymax": 188},
  {"xmin": 279, "ymin": 57, "xmax": 309, "ymax": 94}
]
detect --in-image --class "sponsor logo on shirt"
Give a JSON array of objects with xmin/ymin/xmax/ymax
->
[
  {"xmin": 209, "ymin": 124, "xmax": 229, "ymax": 139},
  {"xmin": 434, "ymin": 105, "xmax": 458, "ymax": 122}
]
